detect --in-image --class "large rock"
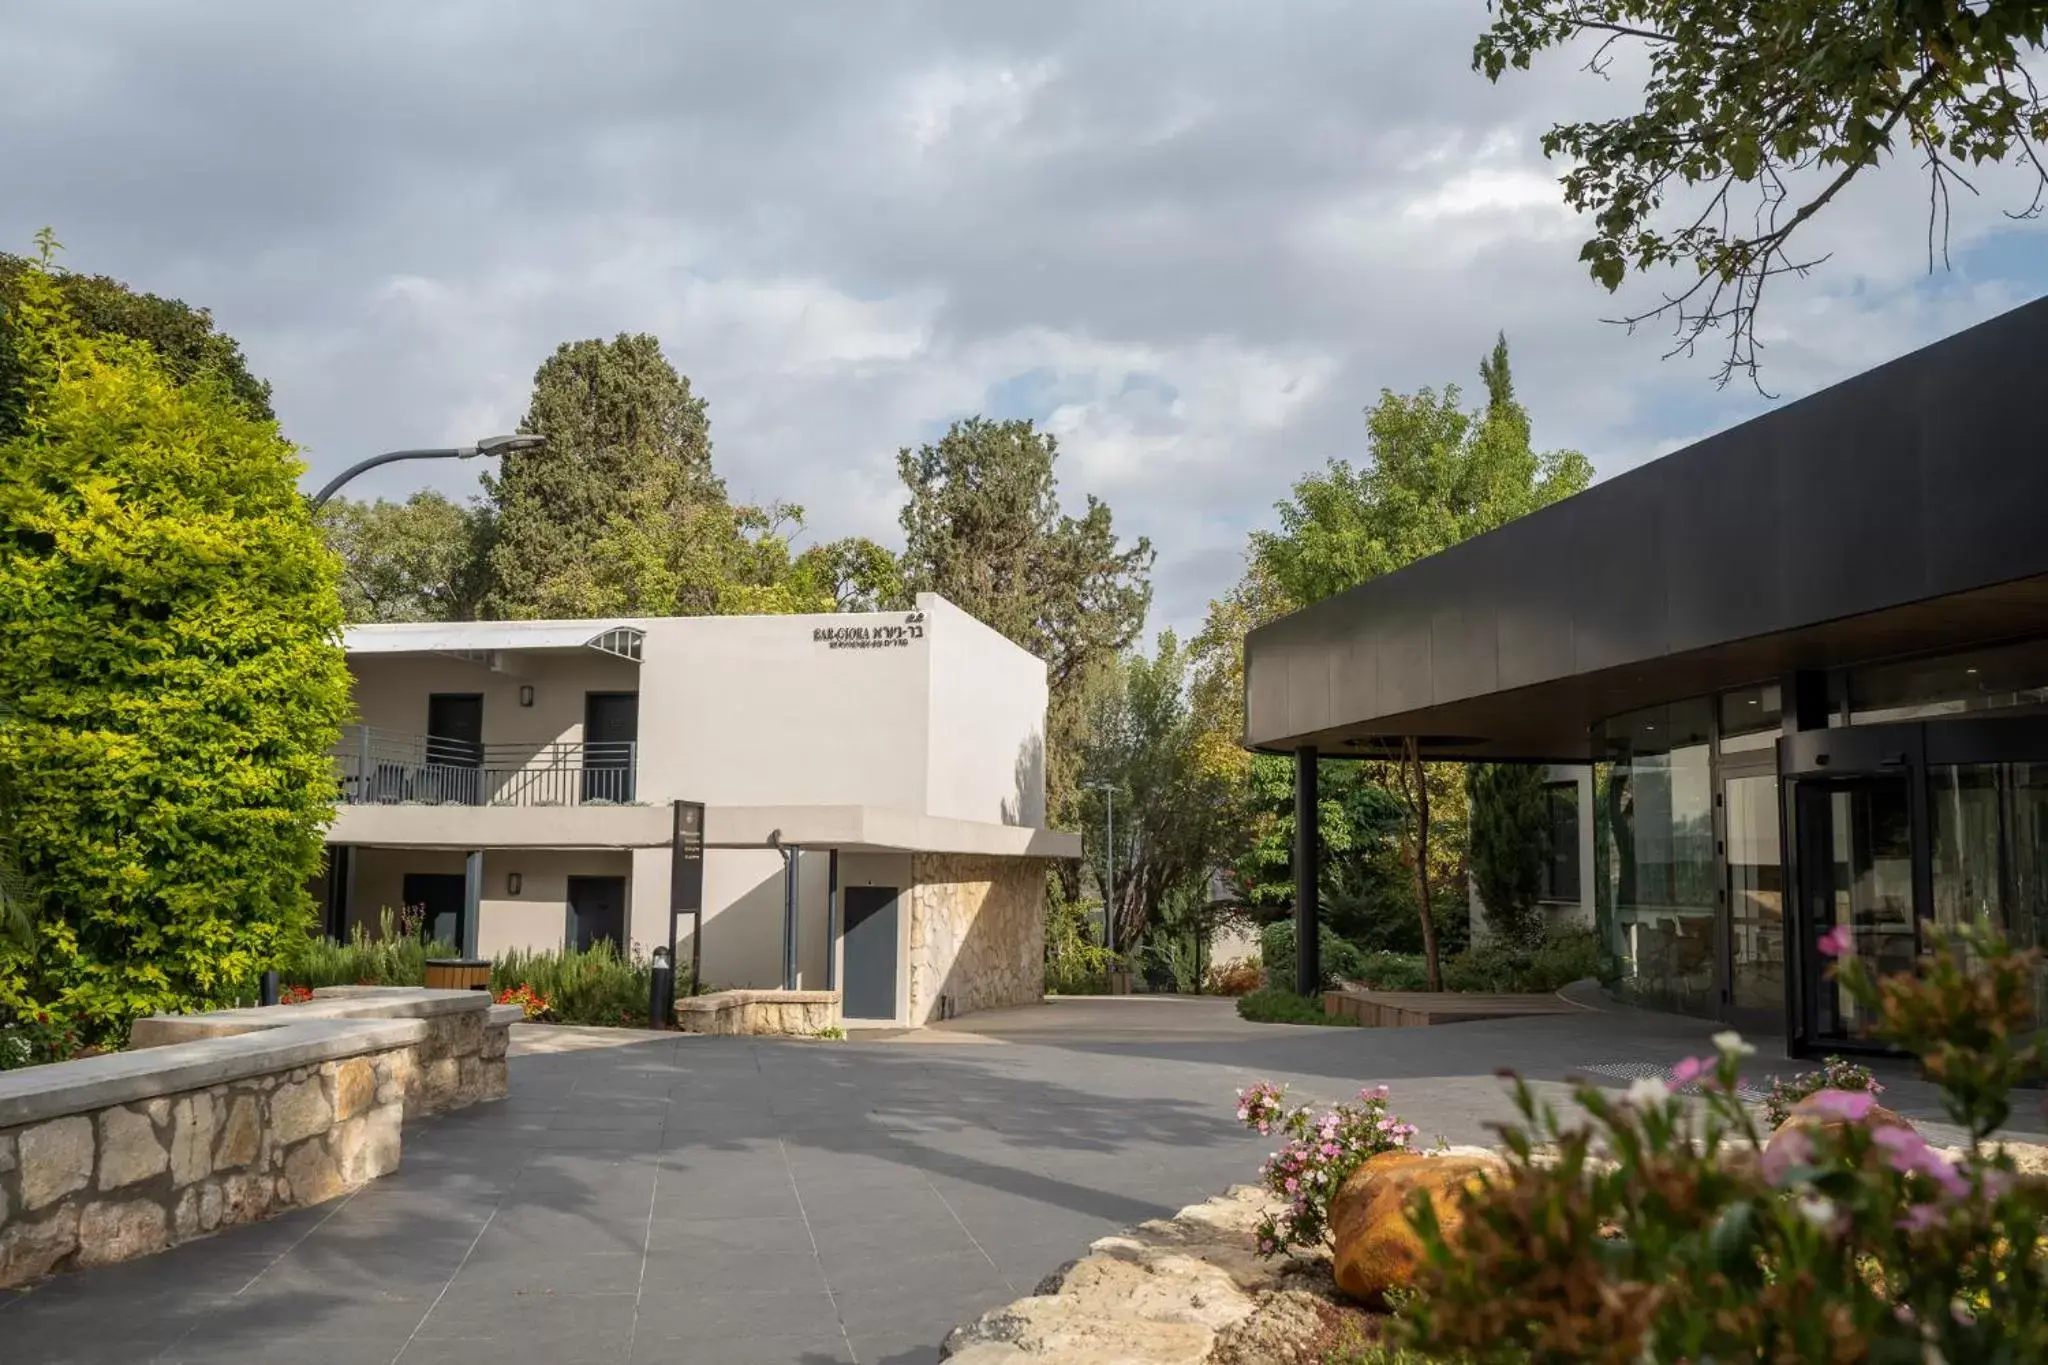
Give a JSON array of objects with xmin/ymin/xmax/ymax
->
[
  {"xmin": 0, "ymin": 1204, "xmax": 80, "ymax": 1285},
  {"xmin": 1329, "ymin": 1150, "xmax": 1506, "ymax": 1306},
  {"xmin": 1763, "ymin": 1090, "xmax": 1915, "ymax": 1169},
  {"xmin": 213, "ymin": 1095, "xmax": 262, "ymax": 1170},
  {"xmin": 170, "ymin": 1093, "xmax": 218, "ymax": 1186},
  {"xmin": 270, "ymin": 1077, "xmax": 332, "ymax": 1146},
  {"xmin": 76, "ymin": 1200, "xmax": 168, "ymax": 1269},
  {"xmin": 97, "ymin": 1106, "xmax": 169, "ymax": 1189},
  {"xmin": 19, "ymin": 1116, "xmax": 94, "ymax": 1211}
]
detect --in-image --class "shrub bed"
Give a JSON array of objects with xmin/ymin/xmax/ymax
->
[{"xmin": 1236, "ymin": 987, "xmax": 1359, "ymax": 1027}]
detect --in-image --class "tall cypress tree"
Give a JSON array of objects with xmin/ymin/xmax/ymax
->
[{"xmin": 484, "ymin": 333, "xmax": 719, "ymax": 618}]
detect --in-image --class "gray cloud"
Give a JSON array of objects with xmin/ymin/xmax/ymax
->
[{"xmin": 4, "ymin": 0, "xmax": 2042, "ymax": 643}]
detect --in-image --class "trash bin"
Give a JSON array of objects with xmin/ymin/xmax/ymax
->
[{"xmin": 424, "ymin": 958, "xmax": 492, "ymax": 992}]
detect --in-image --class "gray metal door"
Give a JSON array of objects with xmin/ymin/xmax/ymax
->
[
  {"xmin": 567, "ymin": 875, "xmax": 627, "ymax": 953},
  {"xmin": 842, "ymin": 886, "xmax": 898, "ymax": 1020}
]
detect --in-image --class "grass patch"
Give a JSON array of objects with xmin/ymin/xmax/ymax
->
[{"xmin": 1235, "ymin": 987, "xmax": 1358, "ymax": 1027}]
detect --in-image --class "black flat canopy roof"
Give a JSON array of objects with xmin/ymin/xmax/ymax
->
[{"xmin": 1243, "ymin": 295, "xmax": 2048, "ymax": 762}]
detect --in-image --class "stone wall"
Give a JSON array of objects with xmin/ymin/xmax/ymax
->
[
  {"xmin": 908, "ymin": 855, "xmax": 1047, "ymax": 1026},
  {"xmin": 675, "ymin": 988, "xmax": 840, "ymax": 1036},
  {"xmin": 0, "ymin": 988, "xmax": 517, "ymax": 1289},
  {"xmin": 0, "ymin": 1048, "xmax": 408, "ymax": 1286}
]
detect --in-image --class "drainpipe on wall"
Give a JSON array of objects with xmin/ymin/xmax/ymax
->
[
  {"xmin": 825, "ymin": 849, "xmax": 840, "ymax": 992},
  {"xmin": 462, "ymin": 849, "xmax": 483, "ymax": 959},
  {"xmin": 781, "ymin": 845, "xmax": 801, "ymax": 991}
]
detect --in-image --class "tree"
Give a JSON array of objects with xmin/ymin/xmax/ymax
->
[
  {"xmin": 794, "ymin": 535, "xmax": 905, "ymax": 613},
  {"xmin": 577, "ymin": 496, "xmax": 839, "ymax": 617},
  {"xmin": 1077, "ymin": 632, "xmax": 1242, "ymax": 954},
  {"xmin": 1246, "ymin": 335, "xmax": 1590, "ymax": 988},
  {"xmin": 0, "ymin": 247, "xmax": 351, "ymax": 1038},
  {"xmin": 485, "ymin": 333, "xmax": 721, "ymax": 618},
  {"xmin": 0, "ymin": 241, "xmax": 274, "ymax": 439},
  {"xmin": 896, "ymin": 416, "xmax": 1154, "ymax": 828},
  {"xmin": 1468, "ymin": 762, "xmax": 1553, "ymax": 948},
  {"xmin": 1475, "ymin": 2, "xmax": 2048, "ymax": 387},
  {"xmin": 319, "ymin": 491, "xmax": 494, "ymax": 623}
]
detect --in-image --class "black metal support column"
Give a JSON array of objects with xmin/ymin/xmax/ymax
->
[
  {"xmin": 825, "ymin": 849, "xmax": 840, "ymax": 992},
  {"xmin": 461, "ymin": 850, "xmax": 483, "ymax": 959},
  {"xmin": 782, "ymin": 847, "xmax": 802, "ymax": 990},
  {"xmin": 1294, "ymin": 746, "xmax": 1319, "ymax": 996},
  {"xmin": 1780, "ymin": 669, "xmax": 1829, "ymax": 1060}
]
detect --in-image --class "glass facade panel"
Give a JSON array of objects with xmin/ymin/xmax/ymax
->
[
  {"xmin": 1724, "ymin": 774, "xmax": 1784, "ymax": 1014},
  {"xmin": 1816, "ymin": 777, "xmax": 1917, "ymax": 1038},
  {"xmin": 1541, "ymin": 781, "xmax": 1581, "ymax": 903},
  {"xmin": 1849, "ymin": 639, "xmax": 2048, "ymax": 724},
  {"xmin": 1718, "ymin": 683, "xmax": 1783, "ymax": 754},
  {"xmin": 1929, "ymin": 764, "xmax": 2002, "ymax": 937},
  {"xmin": 2005, "ymin": 764, "xmax": 2048, "ymax": 1024},
  {"xmin": 1600, "ymin": 699, "xmax": 1716, "ymax": 1014}
]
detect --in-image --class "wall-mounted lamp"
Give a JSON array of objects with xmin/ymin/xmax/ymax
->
[
  {"xmin": 518, "ymin": 684, "xmax": 535, "ymax": 707},
  {"xmin": 506, "ymin": 872, "xmax": 523, "ymax": 895}
]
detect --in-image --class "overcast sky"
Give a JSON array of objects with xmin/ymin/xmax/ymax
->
[{"xmin": 5, "ymin": 2, "xmax": 2044, "ymax": 641}]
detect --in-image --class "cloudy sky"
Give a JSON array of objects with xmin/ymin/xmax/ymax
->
[{"xmin": 5, "ymin": 2, "xmax": 2044, "ymax": 640}]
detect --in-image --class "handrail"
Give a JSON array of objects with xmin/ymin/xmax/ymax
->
[{"xmin": 331, "ymin": 725, "xmax": 638, "ymax": 807}]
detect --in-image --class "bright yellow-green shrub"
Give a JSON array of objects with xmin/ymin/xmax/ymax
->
[{"xmin": 0, "ymin": 244, "xmax": 351, "ymax": 1042}]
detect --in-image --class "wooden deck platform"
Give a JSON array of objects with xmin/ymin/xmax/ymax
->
[{"xmin": 1323, "ymin": 988, "xmax": 1590, "ymax": 1028}]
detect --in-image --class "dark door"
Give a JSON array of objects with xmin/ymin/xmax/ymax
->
[
  {"xmin": 583, "ymin": 692, "xmax": 638, "ymax": 803},
  {"xmin": 403, "ymin": 873, "xmax": 468, "ymax": 951},
  {"xmin": 426, "ymin": 693, "xmax": 484, "ymax": 804},
  {"xmin": 842, "ymin": 886, "xmax": 899, "ymax": 1020},
  {"xmin": 568, "ymin": 876, "xmax": 628, "ymax": 952},
  {"xmin": 1794, "ymin": 773, "xmax": 1917, "ymax": 1045}
]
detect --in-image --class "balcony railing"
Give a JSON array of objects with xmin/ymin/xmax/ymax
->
[{"xmin": 333, "ymin": 725, "xmax": 638, "ymax": 807}]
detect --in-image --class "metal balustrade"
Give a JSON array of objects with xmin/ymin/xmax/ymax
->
[{"xmin": 333, "ymin": 725, "xmax": 638, "ymax": 806}]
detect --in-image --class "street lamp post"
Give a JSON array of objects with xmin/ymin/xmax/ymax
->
[
  {"xmin": 308, "ymin": 433, "xmax": 547, "ymax": 511},
  {"xmin": 1087, "ymin": 781, "xmax": 1116, "ymax": 955}
]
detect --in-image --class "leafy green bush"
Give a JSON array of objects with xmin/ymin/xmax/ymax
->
[
  {"xmin": 1354, "ymin": 951, "xmax": 1430, "ymax": 991},
  {"xmin": 1439, "ymin": 926, "xmax": 1609, "ymax": 993},
  {"xmin": 1260, "ymin": 919, "xmax": 1368, "ymax": 990},
  {"xmin": 0, "ymin": 243, "xmax": 350, "ymax": 1042},
  {"xmin": 491, "ymin": 940, "xmax": 656, "ymax": 1027},
  {"xmin": 1044, "ymin": 880, "xmax": 1117, "ymax": 993},
  {"xmin": 1402, "ymin": 925, "xmax": 2048, "ymax": 1363},
  {"xmin": 1234, "ymin": 987, "xmax": 1358, "ymax": 1026},
  {"xmin": 275, "ymin": 911, "xmax": 457, "ymax": 991}
]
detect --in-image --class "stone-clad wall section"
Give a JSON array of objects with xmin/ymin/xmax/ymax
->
[
  {"xmin": 0, "ymin": 1049, "xmax": 407, "ymax": 1287},
  {"xmin": 907, "ymin": 855, "xmax": 1047, "ymax": 1026}
]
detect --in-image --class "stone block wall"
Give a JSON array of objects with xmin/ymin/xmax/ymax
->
[
  {"xmin": 408, "ymin": 1000, "xmax": 510, "ymax": 1115},
  {"xmin": 0, "ymin": 1048, "xmax": 407, "ymax": 1287},
  {"xmin": 675, "ymin": 989, "xmax": 840, "ymax": 1036},
  {"xmin": 907, "ymin": 854, "xmax": 1047, "ymax": 1025}
]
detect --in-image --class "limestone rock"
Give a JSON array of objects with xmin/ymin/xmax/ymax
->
[
  {"xmin": 332, "ymin": 1057, "xmax": 375, "ymax": 1121},
  {"xmin": 1329, "ymin": 1150, "xmax": 1507, "ymax": 1306},
  {"xmin": 1765, "ymin": 1092, "xmax": 1915, "ymax": 1168},
  {"xmin": 216, "ymin": 1171, "xmax": 275, "ymax": 1227},
  {"xmin": 20, "ymin": 1116, "xmax": 94, "ymax": 1211},
  {"xmin": 283, "ymin": 1140, "xmax": 346, "ymax": 1206},
  {"xmin": 76, "ymin": 1200, "xmax": 168, "ymax": 1268},
  {"xmin": 270, "ymin": 1077, "xmax": 332, "ymax": 1146},
  {"xmin": 0, "ymin": 1204, "xmax": 80, "ymax": 1285},
  {"xmin": 333, "ymin": 1104, "xmax": 402, "ymax": 1185},
  {"xmin": 98, "ymin": 1106, "xmax": 170, "ymax": 1189},
  {"xmin": 214, "ymin": 1095, "xmax": 262, "ymax": 1170},
  {"xmin": 0, "ymin": 1130, "xmax": 17, "ymax": 1174},
  {"xmin": 171, "ymin": 1093, "xmax": 217, "ymax": 1186}
]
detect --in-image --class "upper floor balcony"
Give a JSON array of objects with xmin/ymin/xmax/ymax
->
[{"xmin": 333, "ymin": 725, "xmax": 639, "ymax": 808}]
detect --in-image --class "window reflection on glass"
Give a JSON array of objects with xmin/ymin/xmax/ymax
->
[
  {"xmin": 1601, "ymin": 698, "xmax": 1716, "ymax": 1015},
  {"xmin": 2005, "ymin": 764, "xmax": 2048, "ymax": 1025},
  {"xmin": 1724, "ymin": 774, "xmax": 1783, "ymax": 1014},
  {"xmin": 1850, "ymin": 638, "xmax": 2048, "ymax": 724},
  {"xmin": 1541, "ymin": 781, "xmax": 1581, "ymax": 902},
  {"xmin": 1819, "ymin": 777, "xmax": 1917, "ymax": 1036},
  {"xmin": 1930, "ymin": 764, "xmax": 2002, "ymax": 940},
  {"xmin": 1717, "ymin": 682, "xmax": 1783, "ymax": 754}
]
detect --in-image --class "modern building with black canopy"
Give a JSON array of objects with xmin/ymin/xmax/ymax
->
[{"xmin": 1243, "ymin": 296, "xmax": 2048, "ymax": 1057}]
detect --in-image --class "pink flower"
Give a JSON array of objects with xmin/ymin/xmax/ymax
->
[
  {"xmin": 1284, "ymin": 1178, "xmax": 1298, "ymax": 1194},
  {"xmin": 1817, "ymin": 924, "xmax": 1853, "ymax": 959},
  {"xmin": 1805, "ymin": 1089, "xmax": 1876, "ymax": 1122},
  {"xmin": 1670, "ymin": 1056, "xmax": 1706, "ymax": 1085},
  {"xmin": 1761, "ymin": 1127, "xmax": 1812, "ymax": 1186}
]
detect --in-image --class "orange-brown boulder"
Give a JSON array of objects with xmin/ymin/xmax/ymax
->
[
  {"xmin": 1763, "ymin": 1090, "xmax": 1915, "ymax": 1169},
  {"xmin": 1328, "ymin": 1150, "xmax": 1506, "ymax": 1306}
]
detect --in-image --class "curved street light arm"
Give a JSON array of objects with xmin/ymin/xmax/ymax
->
[{"xmin": 308, "ymin": 448, "xmax": 475, "ymax": 511}]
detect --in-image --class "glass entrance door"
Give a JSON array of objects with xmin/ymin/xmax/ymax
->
[{"xmin": 1796, "ymin": 774, "xmax": 1916, "ymax": 1041}]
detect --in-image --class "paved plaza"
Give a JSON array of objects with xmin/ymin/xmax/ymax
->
[{"xmin": 1, "ymin": 996, "xmax": 2016, "ymax": 1365}]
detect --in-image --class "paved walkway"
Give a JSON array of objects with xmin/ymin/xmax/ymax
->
[{"xmin": 3, "ymin": 996, "xmax": 2026, "ymax": 1365}]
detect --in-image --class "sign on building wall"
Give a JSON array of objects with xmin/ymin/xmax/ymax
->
[
  {"xmin": 812, "ymin": 612, "xmax": 925, "ymax": 651},
  {"xmin": 670, "ymin": 800, "xmax": 704, "ymax": 912}
]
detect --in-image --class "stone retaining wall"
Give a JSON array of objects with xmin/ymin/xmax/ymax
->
[
  {"xmin": 0, "ymin": 988, "xmax": 517, "ymax": 1288},
  {"xmin": 675, "ymin": 988, "xmax": 839, "ymax": 1036},
  {"xmin": 908, "ymin": 854, "xmax": 1046, "ymax": 1026}
]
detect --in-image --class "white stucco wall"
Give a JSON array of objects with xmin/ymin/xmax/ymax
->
[
  {"xmin": 922, "ymin": 594, "xmax": 1048, "ymax": 827},
  {"xmin": 348, "ymin": 651, "xmax": 640, "ymax": 749}
]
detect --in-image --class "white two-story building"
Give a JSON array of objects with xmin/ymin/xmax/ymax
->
[{"xmin": 311, "ymin": 594, "xmax": 1079, "ymax": 1027}]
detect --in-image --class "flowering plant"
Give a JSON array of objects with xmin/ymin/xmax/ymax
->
[
  {"xmin": 495, "ymin": 983, "xmax": 553, "ymax": 1021},
  {"xmin": 277, "ymin": 984, "xmax": 316, "ymax": 1006},
  {"xmin": 1760, "ymin": 1052, "xmax": 1884, "ymax": 1127},
  {"xmin": 1236, "ymin": 1081, "xmax": 1418, "ymax": 1256},
  {"xmin": 1400, "ymin": 923, "xmax": 2048, "ymax": 1363}
]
